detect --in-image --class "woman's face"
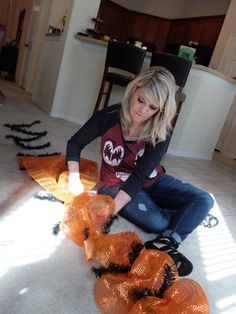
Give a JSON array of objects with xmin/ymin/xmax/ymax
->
[{"xmin": 129, "ymin": 87, "xmax": 158, "ymax": 125}]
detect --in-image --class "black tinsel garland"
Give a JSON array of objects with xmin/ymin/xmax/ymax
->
[
  {"xmin": 128, "ymin": 241, "xmax": 144, "ymax": 265},
  {"xmin": 92, "ymin": 262, "xmax": 131, "ymax": 278},
  {"xmin": 6, "ymin": 134, "xmax": 43, "ymax": 142},
  {"xmin": 83, "ymin": 228, "xmax": 90, "ymax": 239},
  {"xmin": 34, "ymin": 193, "xmax": 63, "ymax": 203},
  {"xmin": 91, "ymin": 240, "xmax": 144, "ymax": 278},
  {"xmin": 17, "ymin": 152, "xmax": 61, "ymax": 157},
  {"xmin": 155, "ymin": 264, "xmax": 176, "ymax": 298},
  {"xmin": 52, "ymin": 222, "xmax": 61, "ymax": 235},
  {"xmin": 6, "ymin": 128, "xmax": 47, "ymax": 136},
  {"xmin": 132, "ymin": 263, "xmax": 176, "ymax": 300},
  {"xmin": 4, "ymin": 120, "xmax": 41, "ymax": 129},
  {"xmin": 102, "ymin": 215, "xmax": 118, "ymax": 233},
  {"xmin": 4, "ymin": 120, "xmax": 50, "ymax": 150},
  {"xmin": 13, "ymin": 140, "xmax": 51, "ymax": 150}
]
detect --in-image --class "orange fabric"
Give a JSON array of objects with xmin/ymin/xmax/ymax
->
[
  {"xmin": 60, "ymin": 192, "xmax": 115, "ymax": 246},
  {"xmin": 19, "ymin": 155, "xmax": 99, "ymax": 202}
]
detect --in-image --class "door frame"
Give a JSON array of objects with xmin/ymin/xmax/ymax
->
[{"xmin": 218, "ymin": 32, "xmax": 236, "ymax": 77}]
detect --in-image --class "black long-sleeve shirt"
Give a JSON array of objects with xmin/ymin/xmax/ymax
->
[{"xmin": 66, "ymin": 104, "xmax": 170, "ymax": 199}]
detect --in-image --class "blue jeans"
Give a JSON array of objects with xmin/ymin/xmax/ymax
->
[{"xmin": 98, "ymin": 174, "xmax": 214, "ymax": 243}]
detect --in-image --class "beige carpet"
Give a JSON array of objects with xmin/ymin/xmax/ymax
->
[{"xmin": 1, "ymin": 78, "xmax": 236, "ymax": 314}]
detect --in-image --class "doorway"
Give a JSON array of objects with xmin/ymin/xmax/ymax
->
[
  {"xmin": 16, "ymin": 9, "xmax": 26, "ymax": 43},
  {"xmin": 19, "ymin": 1, "xmax": 41, "ymax": 89}
]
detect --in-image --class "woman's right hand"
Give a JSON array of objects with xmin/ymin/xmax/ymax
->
[{"xmin": 68, "ymin": 172, "xmax": 84, "ymax": 195}]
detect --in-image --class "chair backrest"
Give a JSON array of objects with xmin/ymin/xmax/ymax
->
[
  {"xmin": 150, "ymin": 52, "xmax": 192, "ymax": 88},
  {"xmin": 0, "ymin": 24, "xmax": 6, "ymax": 48},
  {"xmin": 105, "ymin": 41, "xmax": 146, "ymax": 75}
]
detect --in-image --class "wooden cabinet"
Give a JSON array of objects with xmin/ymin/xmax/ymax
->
[
  {"xmin": 167, "ymin": 21, "xmax": 188, "ymax": 45},
  {"xmin": 167, "ymin": 16, "xmax": 224, "ymax": 48},
  {"xmin": 97, "ymin": 1, "xmax": 171, "ymax": 52},
  {"xmin": 97, "ymin": 1, "xmax": 224, "ymax": 52},
  {"xmin": 200, "ymin": 18, "xmax": 224, "ymax": 47},
  {"xmin": 97, "ymin": 0, "xmax": 128, "ymax": 40},
  {"xmin": 129, "ymin": 14, "xmax": 158, "ymax": 42},
  {"xmin": 129, "ymin": 14, "xmax": 147, "ymax": 40},
  {"xmin": 185, "ymin": 20, "xmax": 205, "ymax": 44},
  {"xmin": 128, "ymin": 12, "xmax": 171, "ymax": 51}
]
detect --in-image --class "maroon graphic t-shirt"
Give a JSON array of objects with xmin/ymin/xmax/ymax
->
[
  {"xmin": 100, "ymin": 122, "xmax": 164, "ymax": 189},
  {"xmin": 66, "ymin": 104, "xmax": 169, "ymax": 199}
]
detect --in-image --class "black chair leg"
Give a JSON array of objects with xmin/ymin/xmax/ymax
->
[
  {"xmin": 93, "ymin": 78, "xmax": 107, "ymax": 114},
  {"xmin": 103, "ymin": 83, "xmax": 113, "ymax": 108}
]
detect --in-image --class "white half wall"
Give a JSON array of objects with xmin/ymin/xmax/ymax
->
[{"xmin": 168, "ymin": 68, "xmax": 236, "ymax": 159}]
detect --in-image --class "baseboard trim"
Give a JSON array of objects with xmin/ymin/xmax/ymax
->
[
  {"xmin": 50, "ymin": 112, "xmax": 86, "ymax": 126},
  {"xmin": 167, "ymin": 148, "xmax": 212, "ymax": 160},
  {"xmin": 217, "ymin": 151, "xmax": 236, "ymax": 159}
]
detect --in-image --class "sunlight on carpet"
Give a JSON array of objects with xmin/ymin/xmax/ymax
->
[
  {"xmin": 0, "ymin": 195, "xmax": 65, "ymax": 278},
  {"xmin": 197, "ymin": 195, "xmax": 236, "ymax": 314},
  {"xmin": 216, "ymin": 294, "xmax": 236, "ymax": 314}
]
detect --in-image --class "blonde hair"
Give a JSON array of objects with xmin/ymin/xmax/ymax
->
[{"xmin": 121, "ymin": 66, "xmax": 177, "ymax": 146}]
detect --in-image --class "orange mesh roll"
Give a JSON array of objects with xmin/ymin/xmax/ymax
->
[
  {"xmin": 19, "ymin": 155, "xmax": 99, "ymax": 202},
  {"xmin": 129, "ymin": 278, "xmax": 209, "ymax": 314},
  {"xmin": 94, "ymin": 249, "xmax": 178, "ymax": 314},
  {"xmin": 84, "ymin": 231, "xmax": 143, "ymax": 266},
  {"xmin": 60, "ymin": 192, "xmax": 115, "ymax": 246}
]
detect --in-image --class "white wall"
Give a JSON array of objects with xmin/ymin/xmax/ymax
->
[
  {"xmin": 32, "ymin": 0, "xmax": 74, "ymax": 113},
  {"xmin": 113, "ymin": 0, "xmax": 230, "ymax": 18},
  {"xmin": 48, "ymin": 0, "xmax": 70, "ymax": 30},
  {"xmin": 180, "ymin": 0, "xmax": 231, "ymax": 18},
  {"xmin": 112, "ymin": 0, "xmax": 184, "ymax": 19},
  {"xmin": 210, "ymin": 0, "xmax": 236, "ymax": 70},
  {"xmin": 216, "ymin": 96, "xmax": 236, "ymax": 158},
  {"xmin": 50, "ymin": 0, "xmax": 101, "ymax": 123}
]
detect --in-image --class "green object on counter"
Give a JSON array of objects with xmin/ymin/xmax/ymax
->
[{"xmin": 178, "ymin": 45, "xmax": 196, "ymax": 61}]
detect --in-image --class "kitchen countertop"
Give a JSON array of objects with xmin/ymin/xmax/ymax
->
[{"xmin": 75, "ymin": 34, "xmax": 236, "ymax": 85}]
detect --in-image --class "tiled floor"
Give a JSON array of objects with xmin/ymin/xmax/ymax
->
[{"xmin": 0, "ymin": 78, "xmax": 236, "ymax": 313}]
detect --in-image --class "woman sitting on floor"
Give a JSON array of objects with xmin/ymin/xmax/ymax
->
[{"xmin": 66, "ymin": 66, "xmax": 214, "ymax": 276}]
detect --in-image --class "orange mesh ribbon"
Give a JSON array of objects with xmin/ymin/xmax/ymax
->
[
  {"xmin": 60, "ymin": 192, "xmax": 115, "ymax": 246},
  {"xmin": 129, "ymin": 278, "xmax": 209, "ymax": 314},
  {"xmin": 94, "ymin": 249, "xmax": 209, "ymax": 314},
  {"xmin": 19, "ymin": 155, "xmax": 99, "ymax": 202},
  {"xmin": 20, "ymin": 155, "xmax": 209, "ymax": 313},
  {"xmin": 84, "ymin": 231, "xmax": 143, "ymax": 267},
  {"xmin": 94, "ymin": 249, "xmax": 179, "ymax": 314}
]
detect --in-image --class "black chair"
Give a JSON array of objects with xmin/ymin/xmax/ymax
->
[
  {"xmin": 150, "ymin": 52, "xmax": 192, "ymax": 129},
  {"xmin": 93, "ymin": 41, "xmax": 146, "ymax": 114}
]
